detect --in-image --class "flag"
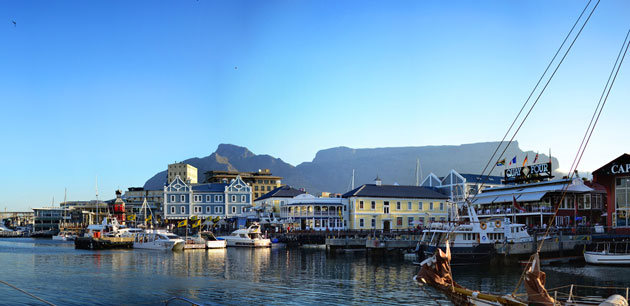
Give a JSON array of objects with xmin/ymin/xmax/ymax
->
[
  {"xmin": 127, "ymin": 214, "xmax": 136, "ymax": 221},
  {"xmin": 212, "ymin": 216, "xmax": 220, "ymax": 223},
  {"xmin": 190, "ymin": 215, "xmax": 198, "ymax": 221},
  {"xmin": 145, "ymin": 215, "xmax": 152, "ymax": 223},
  {"xmin": 533, "ymin": 153, "xmax": 539, "ymax": 163},
  {"xmin": 513, "ymin": 196, "xmax": 526, "ymax": 212},
  {"xmin": 177, "ymin": 220, "xmax": 188, "ymax": 227},
  {"xmin": 522, "ymin": 155, "xmax": 528, "ymax": 167},
  {"xmin": 496, "ymin": 159, "xmax": 506, "ymax": 166},
  {"xmin": 509, "ymin": 156, "xmax": 517, "ymax": 165},
  {"xmin": 192, "ymin": 220, "xmax": 201, "ymax": 228}
]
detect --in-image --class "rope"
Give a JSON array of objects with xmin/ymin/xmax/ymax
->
[
  {"xmin": 0, "ymin": 280, "xmax": 57, "ymax": 306},
  {"xmin": 468, "ymin": 0, "xmax": 596, "ymax": 196}
]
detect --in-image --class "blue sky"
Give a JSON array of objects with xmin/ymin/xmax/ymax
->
[{"xmin": 1, "ymin": 0, "xmax": 629, "ymax": 211}]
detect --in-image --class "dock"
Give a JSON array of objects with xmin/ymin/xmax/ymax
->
[{"xmin": 75, "ymin": 237, "xmax": 134, "ymax": 250}]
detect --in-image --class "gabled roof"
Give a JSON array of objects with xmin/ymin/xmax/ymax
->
[
  {"xmin": 342, "ymin": 184, "xmax": 448, "ymax": 199},
  {"xmin": 191, "ymin": 183, "xmax": 228, "ymax": 192},
  {"xmin": 255, "ymin": 185, "xmax": 305, "ymax": 201},
  {"xmin": 593, "ymin": 153, "xmax": 630, "ymax": 175}
]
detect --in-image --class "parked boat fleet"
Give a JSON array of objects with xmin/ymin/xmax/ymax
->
[{"xmin": 69, "ymin": 218, "xmax": 269, "ymax": 251}]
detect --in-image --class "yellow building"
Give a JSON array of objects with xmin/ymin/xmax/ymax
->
[
  {"xmin": 168, "ymin": 163, "xmax": 198, "ymax": 185},
  {"xmin": 205, "ymin": 169, "xmax": 282, "ymax": 199},
  {"xmin": 342, "ymin": 179, "xmax": 450, "ymax": 230}
]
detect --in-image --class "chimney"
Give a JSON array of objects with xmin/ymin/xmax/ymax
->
[{"xmin": 374, "ymin": 175, "xmax": 382, "ymax": 186}]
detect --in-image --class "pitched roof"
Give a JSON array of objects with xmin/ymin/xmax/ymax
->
[
  {"xmin": 342, "ymin": 184, "xmax": 448, "ymax": 199},
  {"xmin": 593, "ymin": 153, "xmax": 630, "ymax": 175},
  {"xmin": 458, "ymin": 173, "xmax": 504, "ymax": 185},
  {"xmin": 191, "ymin": 183, "xmax": 228, "ymax": 192},
  {"xmin": 255, "ymin": 185, "xmax": 305, "ymax": 201}
]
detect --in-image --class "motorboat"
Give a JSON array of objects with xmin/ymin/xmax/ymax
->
[
  {"xmin": 184, "ymin": 234, "xmax": 207, "ymax": 249},
  {"xmin": 52, "ymin": 231, "xmax": 77, "ymax": 241},
  {"xmin": 585, "ymin": 241, "xmax": 630, "ymax": 265},
  {"xmin": 200, "ymin": 231, "xmax": 227, "ymax": 249},
  {"xmin": 218, "ymin": 223, "xmax": 271, "ymax": 248},
  {"xmin": 132, "ymin": 230, "xmax": 185, "ymax": 251}
]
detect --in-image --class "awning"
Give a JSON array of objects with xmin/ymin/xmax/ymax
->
[
  {"xmin": 471, "ymin": 196, "xmax": 497, "ymax": 205},
  {"xmin": 493, "ymin": 194, "xmax": 516, "ymax": 204},
  {"xmin": 516, "ymin": 192, "xmax": 547, "ymax": 202}
]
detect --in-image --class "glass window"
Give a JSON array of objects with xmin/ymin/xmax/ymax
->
[
  {"xmin": 231, "ymin": 195, "xmax": 236, "ymax": 202},
  {"xmin": 241, "ymin": 195, "xmax": 246, "ymax": 202},
  {"xmin": 408, "ymin": 201, "xmax": 412, "ymax": 210},
  {"xmin": 180, "ymin": 195, "xmax": 185, "ymax": 202},
  {"xmin": 419, "ymin": 202, "xmax": 423, "ymax": 210},
  {"xmin": 359, "ymin": 219, "xmax": 364, "ymax": 227},
  {"xmin": 170, "ymin": 195, "xmax": 175, "ymax": 202},
  {"xmin": 206, "ymin": 206, "xmax": 210, "ymax": 213},
  {"xmin": 396, "ymin": 202, "xmax": 401, "ymax": 210},
  {"xmin": 231, "ymin": 206, "xmax": 236, "ymax": 214},
  {"xmin": 206, "ymin": 195, "xmax": 210, "ymax": 202},
  {"xmin": 408, "ymin": 217, "xmax": 414, "ymax": 226},
  {"xmin": 397, "ymin": 217, "xmax": 403, "ymax": 226},
  {"xmin": 371, "ymin": 201, "xmax": 376, "ymax": 210},
  {"xmin": 430, "ymin": 202, "xmax": 434, "ymax": 210},
  {"xmin": 615, "ymin": 177, "xmax": 630, "ymax": 227},
  {"xmin": 180, "ymin": 206, "xmax": 185, "ymax": 214},
  {"xmin": 440, "ymin": 202, "xmax": 444, "ymax": 211},
  {"xmin": 359, "ymin": 201, "xmax": 364, "ymax": 209},
  {"xmin": 371, "ymin": 219, "xmax": 375, "ymax": 228},
  {"xmin": 170, "ymin": 206, "xmax": 175, "ymax": 214}
]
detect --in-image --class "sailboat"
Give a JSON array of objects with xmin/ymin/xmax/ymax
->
[{"xmin": 53, "ymin": 189, "xmax": 77, "ymax": 241}]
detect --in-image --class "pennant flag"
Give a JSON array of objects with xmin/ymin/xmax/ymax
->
[
  {"xmin": 522, "ymin": 155, "xmax": 528, "ymax": 167},
  {"xmin": 509, "ymin": 156, "xmax": 517, "ymax": 165},
  {"xmin": 533, "ymin": 153, "xmax": 539, "ymax": 163},
  {"xmin": 513, "ymin": 196, "xmax": 526, "ymax": 212},
  {"xmin": 496, "ymin": 159, "xmax": 506, "ymax": 166},
  {"xmin": 192, "ymin": 220, "xmax": 201, "ymax": 228},
  {"xmin": 145, "ymin": 215, "xmax": 152, "ymax": 223},
  {"xmin": 127, "ymin": 214, "xmax": 136, "ymax": 221},
  {"xmin": 177, "ymin": 220, "xmax": 188, "ymax": 227}
]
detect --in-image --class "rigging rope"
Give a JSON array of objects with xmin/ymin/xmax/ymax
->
[{"xmin": 0, "ymin": 279, "xmax": 58, "ymax": 306}]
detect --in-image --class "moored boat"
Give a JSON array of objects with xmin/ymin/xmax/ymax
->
[
  {"xmin": 200, "ymin": 231, "xmax": 227, "ymax": 249},
  {"xmin": 52, "ymin": 231, "xmax": 77, "ymax": 241},
  {"xmin": 132, "ymin": 230, "xmax": 185, "ymax": 251},
  {"xmin": 218, "ymin": 223, "xmax": 271, "ymax": 248},
  {"xmin": 585, "ymin": 241, "xmax": 630, "ymax": 265}
]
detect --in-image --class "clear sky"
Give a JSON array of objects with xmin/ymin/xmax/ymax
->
[{"xmin": 1, "ymin": 0, "xmax": 629, "ymax": 211}]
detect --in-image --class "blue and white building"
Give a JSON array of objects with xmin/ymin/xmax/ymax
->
[{"xmin": 163, "ymin": 175, "xmax": 253, "ymax": 220}]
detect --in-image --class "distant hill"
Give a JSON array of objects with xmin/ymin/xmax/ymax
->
[{"xmin": 144, "ymin": 142, "xmax": 558, "ymax": 195}]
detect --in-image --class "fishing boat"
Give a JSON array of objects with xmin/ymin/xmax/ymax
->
[
  {"xmin": 418, "ymin": 203, "xmax": 532, "ymax": 264},
  {"xmin": 584, "ymin": 241, "xmax": 630, "ymax": 265},
  {"xmin": 217, "ymin": 223, "xmax": 271, "ymax": 248},
  {"xmin": 132, "ymin": 230, "xmax": 185, "ymax": 251},
  {"xmin": 200, "ymin": 231, "xmax": 227, "ymax": 249}
]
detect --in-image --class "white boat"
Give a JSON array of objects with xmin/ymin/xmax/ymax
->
[
  {"xmin": 52, "ymin": 231, "xmax": 77, "ymax": 241},
  {"xmin": 184, "ymin": 234, "xmax": 207, "ymax": 249},
  {"xmin": 132, "ymin": 230, "xmax": 185, "ymax": 251},
  {"xmin": 200, "ymin": 231, "xmax": 227, "ymax": 249},
  {"xmin": 218, "ymin": 223, "xmax": 271, "ymax": 248},
  {"xmin": 585, "ymin": 241, "xmax": 630, "ymax": 265}
]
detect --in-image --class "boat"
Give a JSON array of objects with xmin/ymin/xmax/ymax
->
[
  {"xmin": 418, "ymin": 203, "xmax": 532, "ymax": 264},
  {"xmin": 200, "ymin": 231, "xmax": 227, "ymax": 249},
  {"xmin": 218, "ymin": 223, "xmax": 271, "ymax": 248},
  {"xmin": 584, "ymin": 241, "xmax": 630, "ymax": 265},
  {"xmin": 183, "ymin": 234, "xmax": 207, "ymax": 249},
  {"xmin": 52, "ymin": 231, "xmax": 76, "ymax": 241},
  {"xmin": 131, "ymin": 230, "xmax": 185, "ymax": 251}
]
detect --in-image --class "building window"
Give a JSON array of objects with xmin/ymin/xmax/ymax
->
[
  {"xmin": 180, "ymin": 195, "xmax": 185, "ymax": 202},
  {"xmin": 215, "ymin": 195, "xmax": 223, "ymax": 202},
  {"xmin": 231, "ymin": 206, "xmax": 236, "ymax": 214},
  {"xmin": 170, "ymin": 206, "xmax": 175, "ymax": 214},
  {"xmin": 215, "ymin": 206, "xmax": 223, "ymax": 214},
  {"xmin": 397, "ymin": 217, "xmax": 403, "ymax": 226},
  {"xmin": 206, "ymin": 206, "xmax": 211, "ymax": 213},
  {"xmin": 231, "ymin": 195, "xmax": 236, "ymax": 203},
  {"xmin": 408, "ymin": 201, "xmax": 412, "ymax": 210},
  {"xmin": 440, "ymin": 202, "xmax": 444, "ymax": 211},
  {"xmin": 254, "ymin": 186, "xmax": 258, "ymax": 191},
  {"xmin": 371, "ymin": 219, "xmax": 375, "ymax": 228},
  {"xmin": 241, "ymin": 195, "xmax": 246, "ymax": 203},
  {"xmin": 430, "ymin": 202, "xmax": 434, "ymax": 210},
  {"xmin": 241, "ymin": 207, "xmax": 246, "ymax": 213},
  {"xmin": 180, "ymin": 206, "xmax": 185, "ymax": 214},
  {"xmin": 194, "ymin": 195, "xmax": 201, "ymax": 202},
  {"xmin": 359, "ymin": 218, "xmax": 364, "ymax": 227},
  {"xmin": 267, "ymin": 186, "xmax": 271, "ymax": 191},
  {"xmin": 419, "ymin": 202, "xmax": 423, "ymax": 210},
  {"xmin": 408, "ymin": 217, "xmax": 414, "ymax": 226},
  {"xmin": 194, "ymin": 206, "xmax": 201, "ymax": 213},
  {"xmin": 206, "ymin": 195, "xmax": 210, "ymax": 202},
  {"xmin": 615, "ymin": 177, "xmax": 630, "ymax": 227},
  {"xmin": 170, "ymin": 195, "xmax": 175, "ymax": 203},
  {"xmin": 372, "ymin": 201, "xmax": 376, "ymax": 210},
  {"xmin": 359, "ymin": 201, "xmax": 364, "ymax": 209}
]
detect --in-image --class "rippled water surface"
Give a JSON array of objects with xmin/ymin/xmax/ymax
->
[{"xmin": 1, "ymin": 238, "xmax": 629, "ymax": 306}]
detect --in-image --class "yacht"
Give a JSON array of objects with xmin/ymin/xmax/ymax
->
[
  {"xmin": 52, "ymin": 231, "xmax": 77, "ymax": 241},
  {"xmin": 585, "ymin": 241, "xmax": 630, "ymax": 265},
  {"xmin": 218, "ymin": 223, "xmax": 271, "ymax": 248},
  {"xmin": 200, "ymin": 231, "xmax": 227, "ymax": 249},
  {"xmin": 183, "ymin": 234, "xmax": 207, "ymax": 249},
  {"xmin": 132, "ymin": 230, "xmax": 185, "ymax": 251},
  {"xmin": 418, "ymin": 203, "xmax": 532, "ymax": 264}
]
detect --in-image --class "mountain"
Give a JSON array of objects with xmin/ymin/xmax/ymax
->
[{"xmin": 144, "ymin": 142, "xmax": 559, "ymax": 195}]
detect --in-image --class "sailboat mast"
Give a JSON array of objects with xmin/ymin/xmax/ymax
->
[{"xmin": 95, "ymin": 176, "xmax": 99, "ymax": 224}]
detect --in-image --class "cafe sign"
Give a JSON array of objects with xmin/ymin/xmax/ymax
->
[
  {"xmin": 611, "ymin": 163, "xmax": 630, "ymax": 174},
  {"xmin": 504, "ymin": 162, "xmax": 552, "ymax": 183}
]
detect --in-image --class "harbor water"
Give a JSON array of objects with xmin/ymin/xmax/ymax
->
[{"xmin": 1, "ymin": 238, "xmax": 629, "ymax": 306}]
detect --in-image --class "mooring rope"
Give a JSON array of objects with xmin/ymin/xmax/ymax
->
[{"xmin": 0, "ymin": 279, "xmax": 57, "ymax": 306}]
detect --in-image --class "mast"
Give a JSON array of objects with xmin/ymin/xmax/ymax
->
[
  {"xmin": 95, "ymin": 176, "xmax": 100, "ymax": 224},
  {"xmin": 351, "ymin": 169, "xmax": 355, "ymax": 190}
]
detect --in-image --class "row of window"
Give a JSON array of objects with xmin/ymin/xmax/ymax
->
[
  {"xmin": 357, "ymin": 216, "xmax": 444, "ymax": 228},
  {"xmin": 168, "ymin": 205, "xmax": 246, "ymax": 215},
  {"xmin": 254, "ymin": 185, "xmax": 273, "ymax": 191},
  {"xmin": 169, "ymin": 194, "xmax": 248, "ymax": 203},
  {"xmin": 357, "ymin": 200, "xmax": 444, "ymax": 211}
]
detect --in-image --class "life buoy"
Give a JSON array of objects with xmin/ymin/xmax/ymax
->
[
  {"xmin": 495, "ymin": 220, "xmax": 502, "ymax": 228},
  {"xmin": 480, "ymin": 222, "xmax": 487, "ymax": 230}
]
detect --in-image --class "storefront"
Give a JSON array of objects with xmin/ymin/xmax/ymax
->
[{"xmin": 593, "ymin": 153, "xmax": 630, "ymax": 233}]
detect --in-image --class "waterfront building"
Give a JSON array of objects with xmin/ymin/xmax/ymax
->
[
  {"xmin": 59, "ymin": 200, "xmax": 110, "ymax": 226},
  {"xmin": 470, "ymin": 178, "xmax": 605, "ymax": 227},
  {"xmin": 421, "ymin": 170, "xmax": 504, "ymax": 202},
  {"xmin": 205, "ymin": 169, "xmax": 282, "ymax": 199},
  {"xmin": 32, "ymin": 207, "xmax": 64, "ymax": 232},
  {"xmin": 168, "ymin": 162, "xmax": 198, "ymax": 185},
  {"xmin": 342, "ymin": 177, "xmax": 450, "ymax": 230},
  {"xmin": 163, "ymin": 175, "xmax": 252, "ymax": 220},
  {"xmin": 0, "ymin": 211, "xmax": 33, "ymax": 228},
  {"xmin": 592, "ymin": 153, "xmax": 630, "ymax": 233},
  {"xmin": 254, "ymin": 185, "xmax": 306, "ymax": 218},
  {"xmin": 123, "ymin": 187, "xmax": 164, "ymax": 219},
  {"xmin": 280, "ymin": 194, "xmax": 347, "ymax": 230}
]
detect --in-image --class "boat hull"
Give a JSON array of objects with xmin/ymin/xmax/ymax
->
[
  {"xmin": 134, "ymin": 240, "xmax": 184, "ymax": 251},
  {"xmin": 206, "ymin": 240, "xmax": 227, "ymax": 249},
  {"xmin": 222, "ymin": 238, "xmax": 271, "ymax": 248},
  {"xmin": 75, "ymin": 237, "xmax": 134, "ymax": 250},
  {"xmin": 584, "ymin": 252, "xmax": 630, "ymax": 265}
]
